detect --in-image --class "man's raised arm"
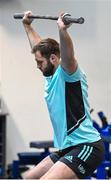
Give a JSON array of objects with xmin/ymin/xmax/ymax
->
[
  {"xmin": 22, "ymin": 11, "xmax": 41, "ymax": 51},
  {"xmin": 57, "ymin": 13, "xmax": 78, "ymax": 74}
]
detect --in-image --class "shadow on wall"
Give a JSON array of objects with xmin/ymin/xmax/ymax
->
[
  {"xmin": 0, "ymin": 0, "xmax": 21, "ymax": 6},
  {"xmin": 7, "ymin": 113, "xmax": 26, "ymax": 164},
  {"xmin": 0, "ymin": 0, "xmax": 23, "ymax": 36},
  {"xmin": 0, "ymin": 0, "xmax": 22, "ymax": 12},
  {"xmin": 1, "ymin": 97, "xmax": 26, "ymax": 164}
]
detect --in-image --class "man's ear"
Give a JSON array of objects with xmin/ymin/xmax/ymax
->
[{"xmin": 50, "ymin": 54, "xmax": 57, "ymax": 64}]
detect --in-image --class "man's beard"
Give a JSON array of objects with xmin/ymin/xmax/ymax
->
[{"xmin": 43, "ymin": 61, "xmax": 55, "ymax": 77}]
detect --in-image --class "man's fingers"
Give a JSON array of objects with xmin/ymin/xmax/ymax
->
[
  {"xmin": 22, "ymin": 11, "xmax": 33, "ymax": 25},
  {"xmin": 23, "ymin": 11, "xmax": 32, "ymax": 19}
]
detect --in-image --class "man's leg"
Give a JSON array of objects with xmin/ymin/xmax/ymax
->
[
  {"xmin": 24, "ymin": 155, "xmax": 54, "ymax": 179},
  {"xmin": 40, "ymin": 161, "xmax": 78, "ymax": 179}
]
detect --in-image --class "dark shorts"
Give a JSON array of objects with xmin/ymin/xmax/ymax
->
[{"xmin": 49, "ymin": 139, "xmax": 105, "ymax": 179}]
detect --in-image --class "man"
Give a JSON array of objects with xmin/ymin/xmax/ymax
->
[{"xmin": 22, "ymin": 11, "xmax": 104, "ymax": 179}]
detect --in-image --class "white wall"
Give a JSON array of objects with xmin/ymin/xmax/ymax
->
[{"xmin": 0, "ymin": 0, "xmax": 111, "ymax": 165}]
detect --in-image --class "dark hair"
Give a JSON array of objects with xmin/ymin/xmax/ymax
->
[{"xmin": 32, "ymin": 38, "xmax": 60, "ymax": 59}]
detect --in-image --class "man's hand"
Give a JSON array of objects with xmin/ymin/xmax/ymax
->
[
  {"xmin": 57, "ymin": 13, "xmax": 72, "ymax": 30},
  {"xmin": 22, "ymin": 11, "xmax": 33, "ymax": 25}
]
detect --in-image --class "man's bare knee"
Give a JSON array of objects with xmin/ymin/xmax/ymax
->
[
  {"xmin": 24, "ymin": 170, "xmax": 40, "ymax": 179},
  {"xmin": 40, "ymin": 161, "xmax": 79, "ymax": 179}
]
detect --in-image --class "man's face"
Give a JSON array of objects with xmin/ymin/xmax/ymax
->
[{"xmin": 35, "ymin": 51, "xmax": 55, "ymax": 77}]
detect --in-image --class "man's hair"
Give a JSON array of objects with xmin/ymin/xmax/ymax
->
[{"xmin": 32, "ymin": 38, "xmax": 60, "ymax": 59}]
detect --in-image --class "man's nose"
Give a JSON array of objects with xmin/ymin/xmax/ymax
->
[
  {"xmin": 37, "ymin": 64, "xmax": 42, "ymax": 71},
  {"xmin": 37, "ymin": 63, "xmax": 41, "ymax": 69}
]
